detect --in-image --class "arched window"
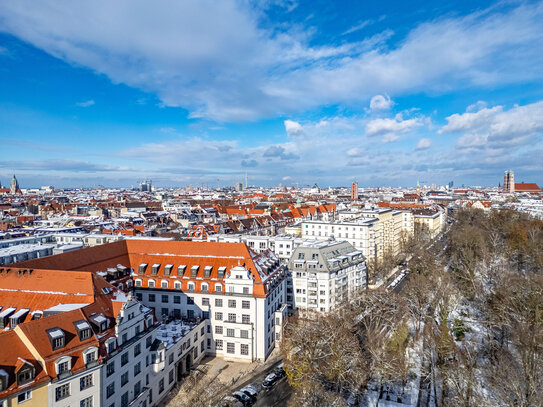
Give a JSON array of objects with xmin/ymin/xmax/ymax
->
[
  {"xmin": 55, "ymin": 356, "xmax": 72, "ymax": 375},
  {"xmin": 201, "ymin": 283, "xmax": 209, "ymax": 293},
  {"xmin": 215, "ymin": 283, "xmax": 222, "ymax": 293},
  {"xmin": 161, "ymin": 280, "xmax": 168, "ymax": 289},
  {"xmin": 174, "ymin": 281, "xmax": 181, "ymax": 290},
  {"xmin": 82, "ymin": 347, "xmax": 98, "ymax": 365},
  {"xmin": 148, "ymin": 279, "xmax": 155, "ymax": 288},
  {"xmin": 187, "ymin": 282, "xmax": 195, "ymax": 292},
  {"xmin": 135, "ymin": 279, "xmax": 142, "ymax": 287}
]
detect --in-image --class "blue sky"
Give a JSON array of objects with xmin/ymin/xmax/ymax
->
[{"xmin": 1, "ymin": 0, "xmax": 543, "ymax": 188}]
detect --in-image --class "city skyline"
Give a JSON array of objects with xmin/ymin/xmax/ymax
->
[{"xmin": 1, "ymin": 0, "xmax": 543, "ymax": 188}]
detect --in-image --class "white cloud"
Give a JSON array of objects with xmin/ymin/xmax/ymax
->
[
  {"xmin": 284, "ymin": 119, "xmax": 303, "ymax": 136},
  {"xmin": 75, "ymin": 99, "xmax": 95, "ymax": 107},
  {"xmin": 440, "ymin": 101, "xmax": 543, "ymax": 151},
  {"xmin": 365, "ymin": 115, "xmax": 423, "ymax": 140},
  {"xmin": 416, "ymin": 138, "xmax": 432, "ymax": 150},
  {"xmin": 369, "ymin": 94, "xmax": 393, "ymax": 111},
  {"xmin": 0, "ymin": 2, "xmax": 542, "ymax": 121}
]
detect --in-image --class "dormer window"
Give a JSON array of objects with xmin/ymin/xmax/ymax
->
[
  {"xmin": 106, "ymin": 338, "xmax": 117, "ymax": 354},
  {"xmin": 47, "ymin": 328, "xmax": 65, "ymax": 350},
  {"xmin": 139, "ymin": 263, "xmax": 148, "ymax": 274},
  {"xmin": 177, "ymin": 265, "xmax": 186, "ymax": 276},
  {"xmin": 84, "ymin": 347, "xmax": 97, "ymax": 365},
  {"xmin": 16, "ymin": 362, "xmax": 34, "ymax": 386},
  {"xmin": 74, "ymin": 320, "xmax": 92, "ymax": 341},
  {"xmin": 55, "ymin": 356, "xmax": 72, "ymax": 376},
  {"xmin": 89, "ymin": 314, "xmax": 108, "ymax": 333},
  {"xmin": 204, "ymin": 266, "xmax": 212, "ymax": 278},
  {"xmin": 190, "ymin": 266, "xmax": 199, "ymax": 277},
  {"xmin": 151, "ymin": 264, "xmax": 160, "ymax": 275},
  {"xmin": 164, "ymin": 264, "xmax": 173, "ymax": 276},
  {"xmin": 217, "ymin": 267, "xmax": 226, "ymax": 279}
]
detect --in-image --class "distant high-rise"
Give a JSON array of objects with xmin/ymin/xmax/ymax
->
[
  {"xmin": 235, "ymin": 182, "xmax": 244, "ymax": 192},
  {"xmin": 139, "ymin": 179, "xmax": 152, "ymax": 192},
  {"xmin": 10, "ymin": 174, "xmax": 19, "ymax": 194},
  {"xmin": 350, "ymin": 182, "xmax": 359, "ymax": 200},
  {"xmin": 503, "ymin": 170, "xmax": 515, "ymax": 193}
]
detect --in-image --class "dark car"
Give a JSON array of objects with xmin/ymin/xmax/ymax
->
[
  {"xmin": 232, "ymin": 391, "xmax": 253, "ymax": 406},
  {"xmin": 274, "ymin": 363, "xmax": 286, "ymax": 378}
]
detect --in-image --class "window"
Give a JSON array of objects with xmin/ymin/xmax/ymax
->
[
  {"xmin": 55, "ymin": 384, "xmax": 70, "ymax": 401},
  {"xmin": 139, "ymin": 264, "xmax": 148, "ymax": 274},
  {"xmin": 161, "ymin": 295, "xmax": 169, "ymax": 303},
  {"xmin": 174, "ymin": 281, "xmax": 181, "ymax": 290},
  {"xmin": 17, "ymin": 390, "xmax": 32, "ymax": 403},
  {"xmin": 174, "ymin": 296, "xmax": 181, "ymax": 304},
  {"xmin": 215, "ymin": 339, "xmax": 223, "ymax": 350},
  {"xmin": 298, "ymin": 252, "xmax": 305, "ymax": 260},
  {"xmin": 177, "ymin": 265, "xmax": 187, "ymax": 276},
  {"xmin": 121, "ymin": 391, "xmax": 129, "ymax": 407},
  {"xmin": 161, "ymin": 280, "xmax": 168, "ymax": 289},
  {"xmin": 169, "ymin": 353, "xmax": 174, "ymax": 365},
  {"xmin": 215, "ymin": 298, "xmax": 223, "ymax": 307},
  {"xmin": 134, "ymin": 343, "xmax": 141, "ymax": 357},
  {"xmin": 242, "ymin": 314, "xmax": 250, "ymax": 324},
  {"xmin": 148, "ymin": 280, "xmax": 155, "ymax": 288},
  {"xmin": 85, "ymin": 350, "xmax": 96, "ymax": 365},
  {"xmin": 242, "ymin": 300, "xmax": 250, "ymax": 309},
  {"xmin": 215, "ymin": 284, "xmax": 222, "ymax": 293},
  {"xmin": 169, "ymin": 369, "xmax": 174, "ymax": 384},
  {"xmin": 204, "ymin": 266, "xmax": 212, "ymax": 277},
  {"xmin": 148, "ymin": 293, "xmax": 155, "ymax": 302},
  {"xmin": 228, "ymin": 300, "xmax": 236, "ymax": 308},
  {"xmin": 121, "ymin": 372, "xmax": 129, "ymax": 386},
  {"xmin": 134, "ymin": 362, "xmax": 141, "ymax": 376},
  {"xmin": 80, "ymin": 396, "xmax": 93, "ymax": 407},
  {"xmin": 215, "ymin": 326, "xmax": 223, "ymax": 334},
  {"xmin": 106, "ymin": 362, "xmax": 115, "ymax": 377},
  {"xmin": 151, "ymin": 264, "xmax": 160, "ymax": 275},
  {"xmin": 134, "ymin": 381, "xmax": 141, "ymax": 396},
  {"xmin": 121, "ymin": 352, "xmax": 129, "ymax": 366},
  {"xmin": 57, "ymin": 360, "xmax": 70, "ymax": 375},
  {"xmin": 17, "ymin": 369, "xmax": 33, "ymax": 385},
  {"xmin": 159, "ymin": 378, "xmax": 165, "ymax": 393},
  {"xmin": 164, "ymin": 264, "xmax": 173, "ymax": 275},
  {"xmin": 146, "ymin": 336, "xmax": 153, "ymax": 348},
  {"xmin": 190, "ymin": 266, "xmax": 199, "ymax": 277},
  {"xmin": 228, "ymin": 313, "xmax": 236, "ymax": 322},
  {"xmin": 187, "ymin": 283, "xmax": 195, "ymax": 292},
  {"xmin": 217, "ymin": 267, "xmax": 226, "ymax": 278},
  {"xmin": 241, "ymin": 344, "xmax": 249, "ymax": 355},
  {"xmin": 241, "ymin": 330, "xmax": 249, "ymax": 339},
  {"xmin": 226, "ymin": 343, "xmax": 235, "ymax": 354},
  {"xmin": 227, "ymin": 328, "xmax": 235, "ymax": 337},
  {"xmin": 215, "ymin": 312, "xmax": 223, "ymax": 321},
  {"xmin": 80, "ymin": 373, "xmax": 93, "ymax": 390},
  {"xmin": 243, "ymin": 287, "xmax": 250, "ymax": 294},
  {"xmin": 202, "ymin": 297, "xmax": 209, "ymax": 306}
]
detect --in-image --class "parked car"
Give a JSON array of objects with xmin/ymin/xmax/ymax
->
[
  {"xmin": 262, "ymin": 372, "xmax": 279, "ymax": 388},
  {"xmin": 241, "ymin": 383, "xmax": 260, "ymax": 399},
  {"xmin": 218, "ymin": 396, "xmax": 243, "ymax": 407},
  {"xmin": 232, "ymin": 390, "xmax": 254, "ymax": 406},
  {"xmin": 274, "ymin": 364, "xmax": 286, "ymax": 378}
]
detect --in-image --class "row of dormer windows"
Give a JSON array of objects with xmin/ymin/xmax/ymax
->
[{"xmin": 138, "ymin": 263, "xmax": 226, "ymax": 278}]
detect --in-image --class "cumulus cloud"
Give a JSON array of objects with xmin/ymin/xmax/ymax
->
[
  {"xmin": 365, "ymin": 115, "xmax": 424, "ymax": 142},
  {"xmin": 284, "ymin": 120, "xmax": 303, "ymax": 136},
  {"xmin": 369, "ymin": 94, "xmax": 393, "ymax": 111},
  {"xmin": 440, "ymin": 101, "xmax": 543, "ymax": 150},
  {"xmin": 76, "ymin": 99, "xmax": 95, "ymax": 107},
  {"xmin": 416, "ymin": 138, "xmax": 432, "ymax": 150},
  {"xmin": 1, "ymin": 1, "xmax": 542, "ymax": 121}
]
